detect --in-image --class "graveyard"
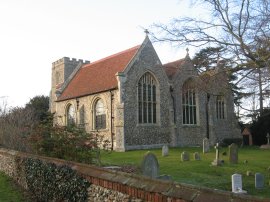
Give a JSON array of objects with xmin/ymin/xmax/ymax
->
[{"xmin": 101, "ymin": 145, "xmax": 270, "ymax": 199}]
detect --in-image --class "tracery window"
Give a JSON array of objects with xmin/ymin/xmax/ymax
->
[
  {"xmin": 182, "ymin": 80, "xmax": 197, "ymax": 125},
  {"xmin": 216, "ymin": 95, "xmax": 225, "ymax": 119},
  {"xmin": 66, "ymin": 104, "xmax": 75, "ymax": 125},
  {"xmin": 138, "ymin": 73, "xmax": 157, "ymax": 124},
  {"xmin": 94, "ymin": 99, "xmax": 106, "ymax": 129}
]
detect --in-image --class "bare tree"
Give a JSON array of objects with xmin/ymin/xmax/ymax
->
[{"xmin": 151, "ymin": 0, "xmax": 270, "ymax": 116}]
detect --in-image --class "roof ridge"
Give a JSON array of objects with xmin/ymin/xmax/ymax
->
[
  {"xmin": 83, "ymin": 45, "xmax": 141, "ymax": 68},
  {"xmin": 163, "ymin": 58, "xmax": 185, "ymax": 67}
]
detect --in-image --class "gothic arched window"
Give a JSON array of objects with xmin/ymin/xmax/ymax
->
[
  {"xmin": 182, "ymin": 80, "xmax": 197, "ymax": 125},
  {"xmin": 66, "ymin": 104, "xmax": 75, "ymax": 126},
  {"xmin": 216, "ymin": 95, "xmax": 225, "ymax": 119},
  {"xmin": 137, "ymin": 72, "xmax": 157, "ymax": 124},
  {"xmin": 94, "ymin": 99, "xmax": 106, "ymax": 129}
]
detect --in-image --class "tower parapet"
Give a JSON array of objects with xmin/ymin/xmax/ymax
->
[{"xmin": 50, "ymin": 57, "xmax": 90, "ymax": 113}]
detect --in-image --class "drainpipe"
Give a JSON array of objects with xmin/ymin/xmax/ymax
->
[
  {"xmin": 170, "ymin": 86, "xmax": 176, "ymax": 124},
  {"xmin": 110, "ymin": 90, "xmax": 114, "ymax": 150},
  {"xmin": 206, "ymin": 93, "xmax": 210, "ymax": 139},
  {"xmin": 76, "ymin": 97, "xmax": 79, "ymax": 126}
]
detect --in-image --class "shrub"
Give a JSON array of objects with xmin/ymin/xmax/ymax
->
[{"xmin": 29, "ymin": 117, "xmax": 110, "ymax": 165}]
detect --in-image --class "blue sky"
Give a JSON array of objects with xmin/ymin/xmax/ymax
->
[{"xmin": 0, "ymin": 0, "xmax": 198, "ymax": 107}]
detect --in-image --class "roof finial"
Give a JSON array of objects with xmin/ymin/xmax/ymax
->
[
  {"xmin": 144, "ymin": 29, "xmax": 149, "ymax": 36},
  {"xmin": 186, "ymin": 48, "xmax": 189, "ymax": 55}
]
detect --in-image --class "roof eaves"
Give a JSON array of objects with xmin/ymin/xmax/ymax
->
[{"xmin": 56, "ymin": 87, "xmax": 118, "ymax": 102}]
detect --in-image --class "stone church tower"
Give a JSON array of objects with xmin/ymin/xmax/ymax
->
[{"xmin": 50, "ymin": 57, "xmax": 90, "ymax": 113}]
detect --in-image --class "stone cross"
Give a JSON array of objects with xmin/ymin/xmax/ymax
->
[
  {"xmin": 215, "ymin": 143, "xmax": 220, "ymax": 161},
  {"xmin": 266, "ymin": 133, "xmax": 270, "ymax": 145},
  {"xmin": 144, "ymin": 29, "xmax": 149, "ymax": 35},
  {"xmin": 211, "ymin": 143, "xmax": 222, "ymax": 166}
]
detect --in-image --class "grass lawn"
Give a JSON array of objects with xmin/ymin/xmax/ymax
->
[
  {"xmin": 100, "ymin": 146, "xmax": 270, "ymax": 199},
  {"xmin": 0, "ymin": 172, "xmax": 28, "ymax": 202}
]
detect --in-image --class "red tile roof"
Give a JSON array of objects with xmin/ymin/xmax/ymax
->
[
  {"xmin": 58, "ymin": 45, "xmax": 140, "ymax": 101},
  {"xmin": 163, "ymin": 59, "xmax": 186, "ymax": 79}
]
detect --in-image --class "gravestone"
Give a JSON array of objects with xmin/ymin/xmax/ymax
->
[
  {"xmin": 141, "ymin": 152, "xmax": 159, "ymax": 178},
  {"xmin": 181, "ymin": 151, "xmax": 190, "ymax": 161},
  {"xmin": 193, "ymin": 152, "xmax": 201, "ymax": 161},
  {"xmin": 162, "ymin": 145, "xmax": 169, "ymax": 157},
  {"xmin": 229, "ymin": 143, "xmax": 238, "ymax": 164},
  {"xmin": 211, "ymin": 143, "xmax": 223, "ymax": 166},
  {"xmin": 260, "ymin": 133, "xmax": 270, "ymax": 149},
  {"xmin": 246, "ymin": 171, "xmax": 253, "ymax": 176},
  {"xmin": 203, "ymin": 138, "xmax": 210, "ymax": 153},
  {"xmin": 255, "ymin": 173, "xmax": 264, "ymax": 189},
  {"xmin": 231, "ymin": 174, "xmax": 247, "ymax": 194}
]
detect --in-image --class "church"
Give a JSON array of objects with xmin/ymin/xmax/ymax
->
[{"xmin": 50, "ymin": 36, "xmax": 240, "ymax": 151}]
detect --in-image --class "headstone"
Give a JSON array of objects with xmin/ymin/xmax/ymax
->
[
  {"xmin": 211, "ymin": 143, "xmax": 223, "ymax": 166},
  {"xmin": 193, "ymin": 152, "xmax": 201, "ymax": 161},
  {"xmin": 255, "ymin": 173, "xmax": 264, "ymax": 189},
  {"xmin": 229, "ymin": 143, "xmax": 238, "ymax": 164},
  {"xmin": 203, "ymin": 138, "xmax": 210, "ymax": 153},
  {"xmin": 232, "ymin": 174, "xmax": 247, "ymax": 194},
  {"xmin": 141, "ymin": 152, "xmax": 159, "ymax": 178},
  {"xmin": 266, "ymin": 133, "xmax": 270, "ymax": 145},
  {"xmin": 246, "ymin": 171, "xmax": 252, "ymax": 176},
  {"xmin": 181, "ymin": 151, "xmax": 190, "ymax": 161},
  {"xmin": 162, "ymin": 145, "xmax": 169, "ymax": 157}
]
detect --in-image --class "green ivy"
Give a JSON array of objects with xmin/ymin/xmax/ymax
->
[{"xmin": 24, "ymin": 158, "xmax": 90, "ymax": 201}]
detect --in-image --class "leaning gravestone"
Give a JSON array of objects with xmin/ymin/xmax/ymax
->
[
  {"xmin": 255, "ymin": 173, "xmax": 264, "ymax": 189},
  {"xmin": 181, "ymin": 151, "xmax": 190, "ymax": 161},
  {"xmin": 162, "ymin": 145, "xmax": 169, "ymax": 157},
  {"xmin": 231, "ymin": 173, "xmax": 247, "ymax": 194},
  {"xmin": 229, "ymin": 143, "xmax": 238, "ymax": 164},
  {"xmin": 193, "ymin": 152, "xmax": 201, "ymax": 161},
  {"xmin": 203, "ymin": 138, "xmax": 210, "ymax": 153},
  {"xmin": 141, "ymin": 152, "xmax": 159, "ymax": 178}
]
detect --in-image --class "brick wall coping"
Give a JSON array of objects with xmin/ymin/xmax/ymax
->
[{"xmin": 0, "ymin": 148, "xmax": 268, "ymax": 202}]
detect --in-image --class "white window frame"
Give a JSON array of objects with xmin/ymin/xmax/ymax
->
[
  {"xmin": 66, "ymin": 104, "xmax": 75, "ymax": 126},
  {"xmin": 94, "ymin": 99, "xmax": 106, "ymax": 130}
]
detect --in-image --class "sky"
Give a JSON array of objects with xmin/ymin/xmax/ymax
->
[{"xmin": 0, "ymin": 0, "xmax": 200, "ymax": 108}]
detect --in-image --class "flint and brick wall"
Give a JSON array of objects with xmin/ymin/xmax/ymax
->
[{"xmin": 0, "ymin": 148, "xmax": 267, "ymax": 202}]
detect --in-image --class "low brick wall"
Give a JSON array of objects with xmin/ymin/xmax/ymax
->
[{"xmin": 0, "ymin": 148, "xmax": 268, "ymax": 202}]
